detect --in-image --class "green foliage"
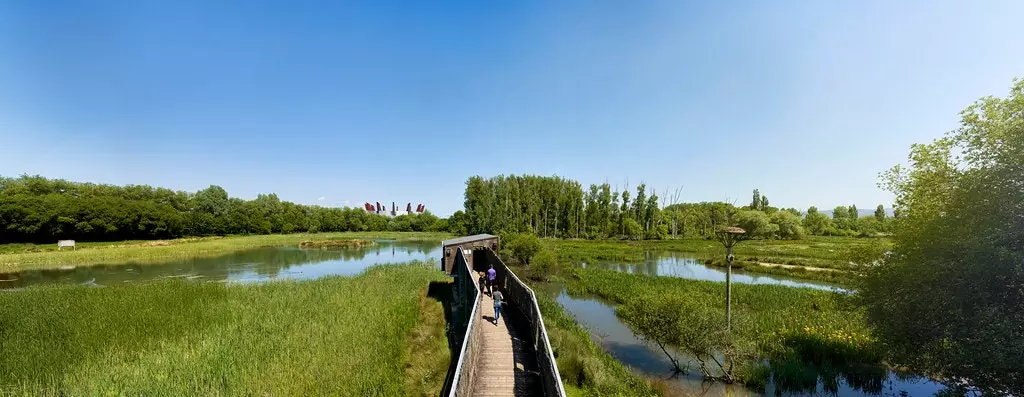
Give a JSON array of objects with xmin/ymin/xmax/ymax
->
[
  {"xmin": 770, "ymin": 211, "xmax": 805, "ymax": 240},
  {"xmin": 662, "ymin": 201, "xmax": 735, "ymax": 239},
  {"xmin": 446, "ymin": 210, "xmax": 468, "ymax": 235},
  {"xmin": 618, "ymin": 294, "xmax": 745, "ymax": 380},
  {"xmin": 530, "ymin": 249, "xmax": 559, "ymax": 280},
  {"xmin": 864, "ymin": 79, "xmax": 1024, "ymax": 395},
  {"xmin": 0, "ymin": 263, "xmax": 449, "ymax": 395},
  {"xmin": 503, "ymin": 233, "xmax": 542, "ymax": 265},
  {"xmin": 645, "ymin": 223, "xmax": 668, "ymax": 240},
  {"xmin": 622, "ymin": 218, "xmax": 643, "ymax": 240},
  {"xmin": 464, "ymin": 175, "xmax": 585, "ymax": 238},
  {"xmin": 0, "ymin": 175, "xmax": 448, "ymax": 243},
  {"xmin": 874, "ymin": 205, "xmax": 886, "ymax": 220},
  {"xmin": 802, "ymin": 207, "xmax": 833, "ymax": 236},
  {"xmin": 463, "ymin": 175, "xmax": 670, "ymax": 240},
  {"xmin": 733, "ymin": 209, "xmax": 777, "ymax": 239}
]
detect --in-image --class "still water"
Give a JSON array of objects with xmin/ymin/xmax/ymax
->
[
  {"xmin": 555, "ymin": 291, "xmax": 946, "ymax": 397},
  {"xmin": 0, "ymin": 240, "xmax": 441, "ymax": 289},
  {"xmin": 583, "ymin": 252, "xmax": 841, "ymax": 291}
]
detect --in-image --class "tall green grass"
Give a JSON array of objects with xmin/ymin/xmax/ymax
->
[
  {"xmin": 0, "ymin": 263, "xmax": 449, "ymax": 395},
  {"xmin": 0, "ymin": 232, "xmax": 450, "ymax": 272}
]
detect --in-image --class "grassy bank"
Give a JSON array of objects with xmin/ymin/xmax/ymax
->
[
  {"xmin": 537, "ymin": 295, "xmax": 659, "ymax": 397},
  {"xmin": 0, "ymin": 232, "xmax": 450, "ymax": 272},
  {"xmin": 545, "ymin": 236, "xmax": 886, "ymax": 285},
  {"xmin": 0, "ymin": 263, "xmax": 450, "ymax": 395},
  {"xmin": 564, "ymin": 268, "xmax": 882, "ymax": 393}
]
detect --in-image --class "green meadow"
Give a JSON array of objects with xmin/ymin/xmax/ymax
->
[{"xmin": 0, "ymin": 263, "xmax": 450, "ymax": 396}]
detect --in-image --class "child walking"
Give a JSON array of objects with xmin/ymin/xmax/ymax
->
[{"xmin": 492, "ymin": 289, "xmax": 504, "ymax": 325}]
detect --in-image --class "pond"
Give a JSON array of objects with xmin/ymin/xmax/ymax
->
[
  {"xmin": 554, "ymin": 289, "xmax": 946, "ymax": 396},
  {"xmin": 0, "ymin": 240, "xmax": 441, "ymax": 289},
  {"xmin": 583, "ymin": 252, "xmax": 841, "ymax": 292}
]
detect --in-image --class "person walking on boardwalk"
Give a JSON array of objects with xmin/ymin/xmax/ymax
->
[
  {"xmin": 486, "ymin": 264, "xmax": 497, "ymax": 295},
  {"xmin": 492, "ymin": 289, "xmax": 504, "ymax": 325},
  {"xmin": 478, "ymin": 272, "xmax": 487, "ymax": 294}
]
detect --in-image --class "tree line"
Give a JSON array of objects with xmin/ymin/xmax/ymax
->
[
  {"xmin": 0, "ymin": 176, "xmax": 447, "ymax": 243},
  {"xmin": 463, "ymin": 176, "xmax": 892, "ymax": 240}
]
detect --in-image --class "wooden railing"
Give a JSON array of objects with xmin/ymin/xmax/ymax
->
[
  {"xmin": 447, "ymin": 248, "xmax": 481, "ymax": 397},
  {"xmin": 482, "ymin": 248, "xmax": 566, "ymax": 397},
  {"xmin": 445, "ymin": 247, "xmax": 565, "ymax": 397}
]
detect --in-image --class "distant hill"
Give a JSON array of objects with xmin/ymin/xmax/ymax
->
[{"xmin": 821, "ymin": 207, "xmax": 895, "ymax": 218}]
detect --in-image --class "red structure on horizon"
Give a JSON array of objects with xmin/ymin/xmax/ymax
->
[{"xmin": 361, "ymin": 201, "xmax": 426, "ymax": 214}]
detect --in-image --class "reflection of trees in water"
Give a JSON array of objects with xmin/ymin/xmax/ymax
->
[
  {"xmin": 2, "ymin": 242, "xmax": 442, "ymax": 288},
  {"xmin": 769, "ymin": 361, "xmax": 887, "ymax": 396}
]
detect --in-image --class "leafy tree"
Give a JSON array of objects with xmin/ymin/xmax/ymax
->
[
  {"xmin": 529, "ymin": 249, "xmax": 559, "ymax": 280},
  {"xmin": 446, "ymin": 210, "xmax": 468, "ymax": 235},
  {"xmin": 770, "ymin": 211, "xmax": 804, "ymax": 240},
  {"xmin": 751, "ymin": 189, "xmax": 761, "ymax": 210},
  {"xmin": 832, "ymin": 206, "xmax": 852, "ymax": 230},
  {"xmin": 619, "ymin": 190, "xmax": 631, "ymax": 235},
  {"xmin": 760, "ymin": 195, "xmax": 769, "ymax": 211},
  {"xmin": 623, "ymin": 218, "xmax": 643, "ymax": 241},
  {"xmin": 848, "ymin": 204, "xmax": 859, "ymax": 221},
  {"xmin": 874, "ymin": 205, "xmax": 886, "ymax": 220},
  {"xmin": 503, "ymin": 233, "xmax": 542, "ymax": 265},
  {"xmin": 732, "ymin": 210, "xmax": 776, "ymax": 239},
  {"xmin": 862, "ymin": 79, "xmax": 1024, "ymax": 395},
  {"xmin": 802, "ymin": 206, "xmax": 833, "ymax": 236},
  {"xmin": 618, "ymin": 295, "xmax": 742, "ymax": 381},
  {"xmin": 632, "ymin": 184, "xmax": 647, "ymax": 227}
]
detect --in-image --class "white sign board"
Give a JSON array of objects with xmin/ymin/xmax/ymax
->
[{"xmin": 57, "ymin": 240, "xmax": 76, "ymax": 250}]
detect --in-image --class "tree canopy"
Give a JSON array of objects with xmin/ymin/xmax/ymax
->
[
  {"xmin": 861, "ymin": 79, "xmax": 1024, "ymax": 395},
  {"xmin": 0, "ymin": 176, "xmax": 447, "ymax": 243}
]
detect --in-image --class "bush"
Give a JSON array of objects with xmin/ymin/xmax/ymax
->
[
  {"xmin": 530, "ymin": 249, "xmax": 559, "ymax": 281},
  {"xmin": 644, "ymin": 224, "xmax": 668, "ymax": 240},
  {"xmin": 503, "ymin": 233, "xmax": 542, "ymax": 265},
  {"xmin": 622, "ymin": 219, "xmax": 643, "ymax": 240},
  {"xmin": 771, "ymin": 211, "xmax": 805, "ymax": 240}
]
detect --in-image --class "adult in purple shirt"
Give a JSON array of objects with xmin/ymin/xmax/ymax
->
[{"xmin": 486, "ymin": 265, "xmax": 496, "ymax": 295}]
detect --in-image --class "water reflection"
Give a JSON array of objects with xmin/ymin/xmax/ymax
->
[
  {"xmin": 0, "ymin": 240, "xmax": 441, "ymax": 289},
  {"xmin": 554, "ymin": 290, "xmax": 946, "ymax": 397},
  {"xmin": 583, "ymin": 252, "xmax": 841, "ymax": 292}
]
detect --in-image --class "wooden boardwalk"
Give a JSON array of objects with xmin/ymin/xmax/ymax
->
[{"xmin": 473, "ymin": 292, "xmax": 542, "ymax": 396}]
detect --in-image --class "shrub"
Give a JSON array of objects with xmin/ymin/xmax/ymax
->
[
  {"xmin": 503, "ymin": 233, "xmax": 541, "ymax": 265},
  {"xmin": 530, "ymin": 249, "xmax": 559, "ymax": 280}
]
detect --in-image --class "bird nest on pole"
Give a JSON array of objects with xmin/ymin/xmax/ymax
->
[
  {"xmin": 718, "ymin": 226, "xmax": 746, "ymax": 235},
  {"xmin": 716, "ymin": 226, "xmax": 747, "ymax": 248}
]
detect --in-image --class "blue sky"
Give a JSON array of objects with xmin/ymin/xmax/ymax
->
[{"xmin": 2, "ymin": 1, "xmax": 1022, "ymax": 216}]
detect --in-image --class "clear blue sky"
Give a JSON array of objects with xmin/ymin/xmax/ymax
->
[{"xmin": 2, "ymin": 1, "xmax": 1022, "ymax": 216}]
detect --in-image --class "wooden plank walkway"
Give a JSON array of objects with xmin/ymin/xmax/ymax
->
[{"xmin": 473, "ymin": 292, "xmax": 542, "ymax": 396}]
